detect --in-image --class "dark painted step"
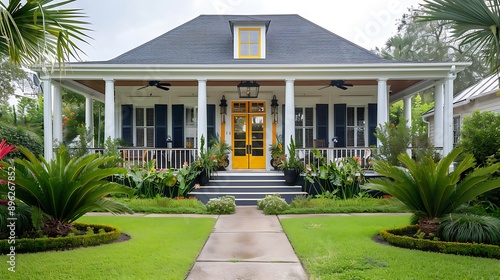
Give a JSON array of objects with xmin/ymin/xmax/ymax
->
[{"xmin": 189, "ymin": 172, "xmax": 307, "ymax": 205}]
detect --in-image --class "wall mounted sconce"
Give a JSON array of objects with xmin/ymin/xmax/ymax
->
[
  {"xmin": 219, "ymin": 95, "xmax": 228, "ymax": 124},
  {"xmin": 237, "ymin": 81, "xmax": 260, "ymax": 98},
  {"xmin": 270, "ymin": 95, "xmax": 279, "ymax": 123}
]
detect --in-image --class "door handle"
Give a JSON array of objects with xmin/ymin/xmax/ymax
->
[{"xmin": 246, "ymin": 145, "xmax": 252, "ymax": 155}]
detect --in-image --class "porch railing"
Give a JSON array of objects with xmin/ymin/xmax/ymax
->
[
  {"xmin": 87, "ymin": 148, "xmax": 198, "ymax": 170},
  {"xmin": 296, "ymin": 147, "xmax": 372, "ymax": 169}
]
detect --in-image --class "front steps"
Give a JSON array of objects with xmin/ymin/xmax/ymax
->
[{"xmin": 189, "ymin": 172, "xmax": 307, "ymax": 205}]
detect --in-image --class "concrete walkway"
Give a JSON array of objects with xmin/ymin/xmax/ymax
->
[{"xmin": 186, "ymin": 206, "xmax": 308, "ymax": 280}]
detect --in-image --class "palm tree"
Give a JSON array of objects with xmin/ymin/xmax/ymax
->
[
  {"xmin": 419, "ymin": 0, "xmax": 500, "ymax": 73},
  {"xmin": 364, "ymin": 148, "xmax": 500, "ymax": 235},
  {"xmin": 0, "ymin": 0, "xmax": 91, "ymax": 66}
]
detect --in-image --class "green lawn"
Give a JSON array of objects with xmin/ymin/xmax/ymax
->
[
  {"xmin": 281, "ymin": 215, "xmax": 500, "ymax": 280},
  {"xmin": 0, "ymin": 216, "xmax": 215, "ymax": 280}
]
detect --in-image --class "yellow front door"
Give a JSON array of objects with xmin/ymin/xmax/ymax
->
[{"xmin": 232, "ymin": 101, "xmax": 266, "ymax": 169}]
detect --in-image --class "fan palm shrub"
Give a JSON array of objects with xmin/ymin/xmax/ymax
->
[
  {"xmin": 364, "ymin": 148, "xmax": 500, "ymax": 235},
  {"xmin": 0, "ymin": 146, "xmax": 133, "ymax": 237},
  {"xmin": 440, "ymin": 213, "xmax": 500, "ymax": 245}
]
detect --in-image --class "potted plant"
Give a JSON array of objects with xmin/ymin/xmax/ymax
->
[
  {"xmin": 196, "ymin": 135, "xmax": 218, "ymax": 185},
  {"xmin": 279, "ymin": 136, "xmax": 304, "ymax": 185},
  {"xmin": 269, "ymin": 135, "xmax": 285, "ymax": 170},
  {"xmin": 210, "ymin": 134, "xmax": 231, "ymax": 171}
]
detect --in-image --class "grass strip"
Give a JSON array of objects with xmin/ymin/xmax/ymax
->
[
  {"xmin": 0, "ymin": 216, "xmax": 215, "ymax": 279},
  {"xmin": 281, "ymin": 215, "xmax": 500, "ymax": 279}
]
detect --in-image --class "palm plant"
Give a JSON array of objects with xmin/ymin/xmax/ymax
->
[
  {"xmin": 419, "ymin": 0, "xmax": 500, "ymax": 73},
  {"xmin": 0, "ymin": 146, "xmax": 133, "ymax": 237},
  {"xmin": 364, "ymin": 148, "xmax": 500, "ymax": 235},
  {"xmin": 0, "ymin": 0, "xmax": 91, "ymax": 66}
]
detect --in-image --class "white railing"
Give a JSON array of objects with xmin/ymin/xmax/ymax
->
[
  {"xmin": 87, "ymin": 148, "xmax": 198, "ymax": 170},
  {"xmin": 297, "ymin": 147, "xmax": 372, "ymax": 169}
]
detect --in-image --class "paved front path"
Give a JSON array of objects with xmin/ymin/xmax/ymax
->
[{"xmin": 186, "ymin": 206, "xmax": 308, "ymax": 280}]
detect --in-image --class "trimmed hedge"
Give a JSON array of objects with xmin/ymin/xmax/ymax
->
[
  {"xmin": 0, "ymin": 223, "xmax": 122, "ymax": 254},
  {"xmin": 380, "ymin": 225, "xmax": 500, "ymax": 259}
]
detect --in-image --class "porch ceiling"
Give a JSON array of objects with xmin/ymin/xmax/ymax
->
[{"xmin": 73, "ymin": 79, "xmax": 421, "ymax": 97}]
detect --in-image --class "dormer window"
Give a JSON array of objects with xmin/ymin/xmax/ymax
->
[
  {"xmin": 230, "ymin": 20, "xmax": 270, "ymax": 59},
  {"xmin": 239, "ymin": 28, "xmax": 261, "ymax": 58}
]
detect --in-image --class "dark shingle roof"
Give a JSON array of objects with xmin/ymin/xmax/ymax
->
[{"xmin": 105, "ymin": 14, "xmax": 390, "ymax": 64}]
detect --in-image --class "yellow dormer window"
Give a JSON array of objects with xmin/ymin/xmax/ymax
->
[{"xmin": 238, "ymin": 28, "xmax": 261, "ymax": 58}]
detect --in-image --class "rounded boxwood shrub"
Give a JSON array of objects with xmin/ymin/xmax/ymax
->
[
  {"xmin": 206, "ymin": 195, "xmax": 236, "ymax": 214},
  {"xmin": 439, "ymin": 214, "xmax": 500, "ymax": 245},
  {"xmin": 0, "ymin": 223, "xmax": 122, "ymax": 253},
  {"xmin": 258, "ymin": 194, "xmax": 289, "ymax": 215}
]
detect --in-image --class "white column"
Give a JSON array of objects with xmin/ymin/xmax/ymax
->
[
  {"xmin": 284, "ymin": 78, "xmax": 295, "ymax": 154},
  {"xmin": 104, "ymin": 79, "xmax": 115, "ymax": 140},
  {"xmin": 42, "ymin": 78, "xmax": 53, "ymax": 160},
  {"xmin": 434, "ymin": 80, "xmax": 444, "ymax": 149},
  {"xmin": 403, "ymin": 96, "xmax": 412, "ymax": 157},
  {"xmin": 443, "ymin": 74, "xmax": 455, "ymax": 156},
  {"xmin": 377, "ymin": 78, "xmax": 389, "ymax": 147},
  {"xmin": 197, "ymin": 79, "xmax": 208, "ymax": 151},
  {"xmin": 52, "ymin": 83, "xmax": 63, "ymax": 145},
  {"xmin": 85, "ymin": 96, "xmax": 94, "ymax": 147}
]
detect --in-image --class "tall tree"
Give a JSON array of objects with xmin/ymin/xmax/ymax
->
[
  {"xmin": 0, "ymin": 0, "xmax": 91, "ymax": 67},
  {"xmin": 419, "ymin": 0, "xmax": 500, "ymax": 74},
  {"xmin": 0, "ymin": 57, "xmax": 27, "ymax": 103}
]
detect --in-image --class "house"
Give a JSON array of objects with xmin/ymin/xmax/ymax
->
[
  {"xmin": 38, "ymin": 14, "xmax": 468, "ymax": 170},
  {"xmin": 424, "ymin": 73, "xmax": 500, "ymax": 148}
]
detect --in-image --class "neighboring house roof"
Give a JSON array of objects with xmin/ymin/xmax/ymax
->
[
  {"xmin": 424, "ymin": 73, "xmax": 500, "ymax": 116},
  {"xmin": 101, "ymin": 14, "xmax": 391, "ymax": 65}
]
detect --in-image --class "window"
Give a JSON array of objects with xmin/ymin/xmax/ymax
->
[
  {"xmin": 239, "ymin": 28, "xmax": 260, "ymax": 58},
  {"xmin": 346, "ymin": 107, "xmax": 366, "ymax": 147},
  {"xmin": 136, "ymin": 107, "xmax": 154, "ymax": 147},
  {"xmin": 185, "ymin": 107, "xmax": 197, "ymax": 148},
  {"xmin": 295, "ymin": 107, "xmax": 314, "ymax": 148},
  {"xmin": 453, "ymin": 116, "xmax": 461, "ymax": 146}
]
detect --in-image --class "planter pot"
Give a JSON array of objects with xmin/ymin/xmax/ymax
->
[
  {"xmin": 283, "ymin": 168, "xmax": 300, "ymax": 185},
  {"xmin": 198, "ymin": 169, "xmax": 210, "ymax": 186}
]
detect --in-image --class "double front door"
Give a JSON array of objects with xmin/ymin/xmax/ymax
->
[{"xmin": 232, "ymin": 101, "xmax": 266, "ymax": 169}]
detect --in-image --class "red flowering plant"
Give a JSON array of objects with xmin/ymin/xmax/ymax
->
[{"xmin": 0, "ymin": 140, "xmax": 18, "ymax": 204}]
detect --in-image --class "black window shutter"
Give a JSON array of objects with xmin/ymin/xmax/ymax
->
[
  {"xmin": 368, "ymin": 103, "xmax": 378, "ymax": 146},
  {"xmin": 316, "ymin": 104, "xmax": 329, "ymax": 146},
  {"xmin": 172, "ymin": 105, "xmax": 184, "ymax": 148},
  {"xmin": 154, "ymin": 105, "xmax": 168, "ymax": 148},
  {"xmin": 121, "ymin": 104, "xmax": 133, "ymax": 146},
  {"xmin": 334, "ymin": 104, "xmax": 347, "ymax": 147},
  {"xmin": 207, "ymin": 104, "xmax": 216, "ymax": 141}
]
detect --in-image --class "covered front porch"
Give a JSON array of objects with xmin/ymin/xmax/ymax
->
[{"xmin": 40, "ymin": 63, "xmax": 468, "ymax": 169}]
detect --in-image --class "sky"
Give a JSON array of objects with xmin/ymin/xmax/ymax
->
[{"xmin": 67, "ymin": 0, "xmax": 425, "ymax": 62}]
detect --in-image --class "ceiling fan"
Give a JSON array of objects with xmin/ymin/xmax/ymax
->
[
  {"xmin": 138, "ymin": 80, "xmax": 171, "ymax": 91},
  {"xmin": 318, "ymin": 80, "xmax": 353, "ymax": 90}
]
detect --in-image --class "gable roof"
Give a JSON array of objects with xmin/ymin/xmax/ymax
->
[{"xmin": 104, "ymin": 14, "xmax": 390, "ymax": 65}]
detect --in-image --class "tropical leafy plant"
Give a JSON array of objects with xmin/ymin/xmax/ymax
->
[
  {"xmin": 0, "ymin": 0, "xmax": 91, "ymax": 66},
  {"xmin": 440, "ymin": 213, "xmax": 500, "ymax": 245},
  {"xmin": 127, "ymin": 160, "xmax": 177, "ymax": 198},
  {"xmin": 0, "ymin": 146, "xmax": 133, "ymax": 237},
  {"xmin": 210, "ymin": 134, "xmax": 231, "ymax": 169},
  {"xmin": 304, "ymin": 149, "xmax": 366, "ymax": 200},
  {"xmin": 279, "ymin": 136, "xmax": 304, "ymax": 170},
  {"xmin": 197, "ymin": 135, "xmax": 218, "ymax": 176},
  {"xmin": 269, "ymin": 135, "xmax": 285, "ymax": 168},
  {"xmin": 364, "ymin": 148, "xmax": 500, "ymax": 235},
  {"xmin": 175, "ymin": 161, "xmax": 200, "ymax": 197}
]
